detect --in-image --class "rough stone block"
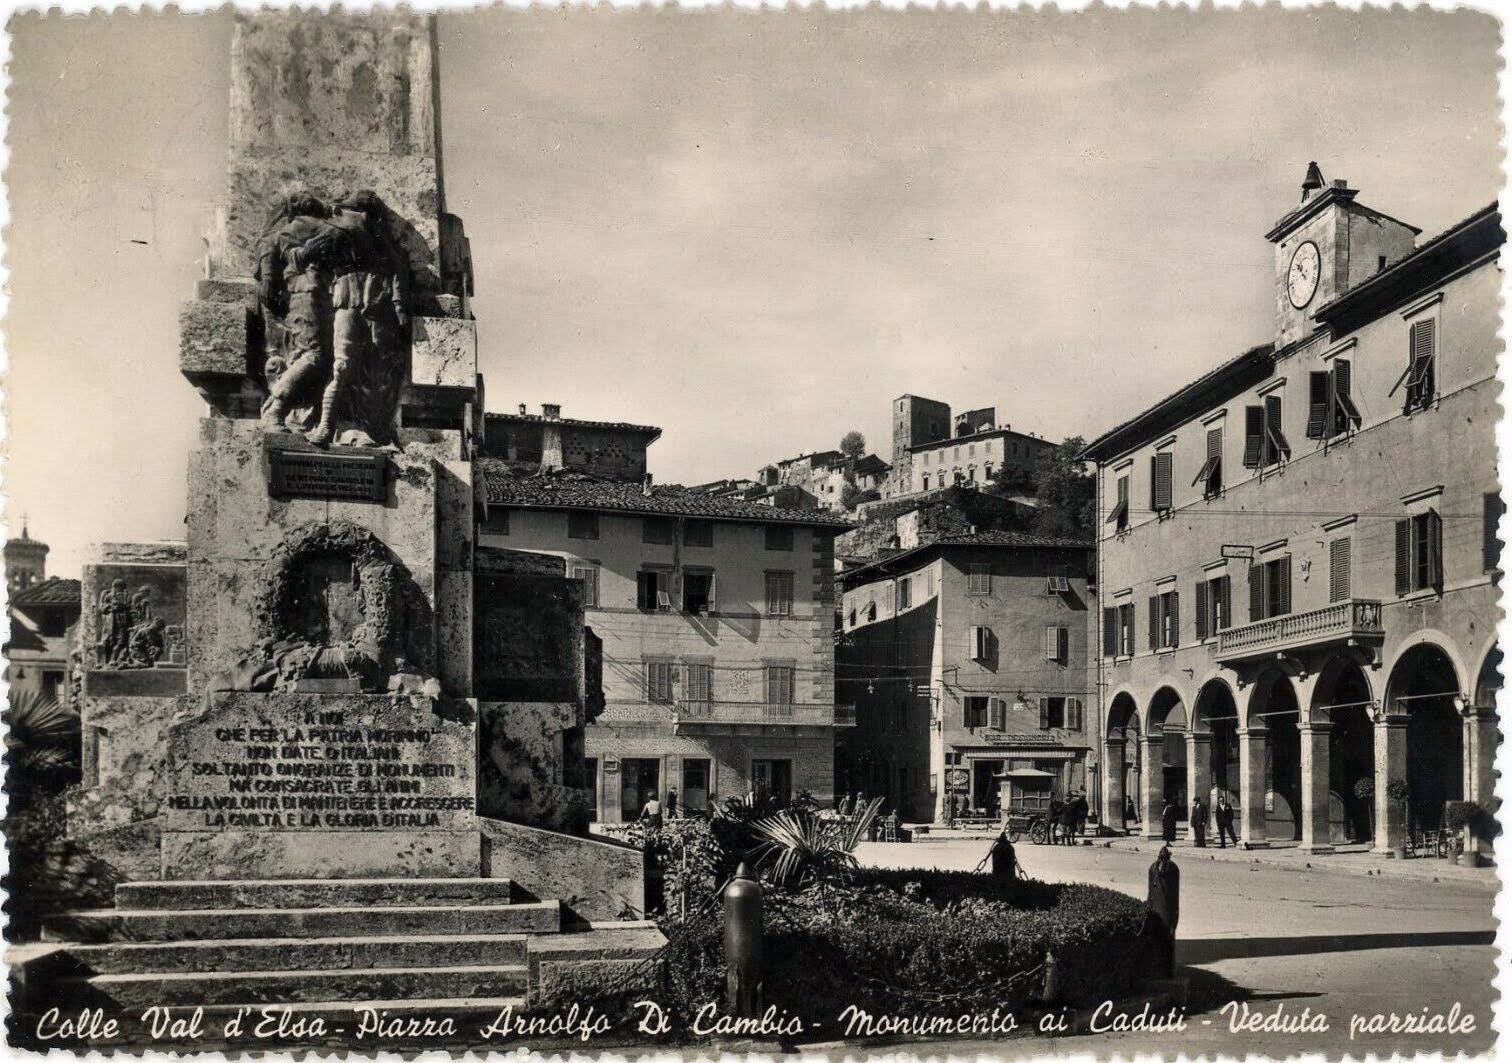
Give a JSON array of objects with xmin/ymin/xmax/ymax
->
[
  {"xmin": 195, "ymin": 278, "xmax": 257, "ymax": 304},
  {"xmin": 179, "ymin": 299, "xmax": 252, "ymax": 380},
  {"xmin": 160, "ymin": 830, "xmax": 482, "ymax": 881},
  {"xmin": 411, "ymin": 316, "xmax": 476, "ymax": 390},
  {"xmin": 479, "ymin": 817, "xmax": 645, "ymax": 924}
]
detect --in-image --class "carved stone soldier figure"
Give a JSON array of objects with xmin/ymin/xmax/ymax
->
[
  {"xmin": 95, "ymin": 578, "xmax": 133, "ymax": 666},
  {"xmin": 254, "ymin": 192, "xmax": 339, "ymax": 435},
  {"xmin": 311, "ymin": 189, "xmax": 411, "ymax": 447}
]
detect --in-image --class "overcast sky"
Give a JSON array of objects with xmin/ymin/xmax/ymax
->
[{"xmin": 4, "ymin": 5, "xmax": 1502, "ymax": 574}]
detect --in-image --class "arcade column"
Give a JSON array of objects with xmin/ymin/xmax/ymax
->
[
  {"xmin": 1373, "ymin": 710, "xmax": 1409, "ymax": 855},
  {"xmin": 1186, "ymin": 731, "xmax": 1213, "ymax": 835},
  {"xmin": 1139, "ymin": 732, "xmax": 1164, "ymax": 839},
  {"xmin": 1238, "ymin": 727, "xmax": 1269, "ymax": 848},
  {"xmin": 1298, "ymin": 721, "xmax": 1334, "ymax": 854},
  {"xmin": 1103, "ymin": 736, "xmax": 1126, "ymax": 832}
]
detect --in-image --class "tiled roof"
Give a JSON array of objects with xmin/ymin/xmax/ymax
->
[
  {"xmin": 841, "ymin": 530, "xmax": 1091, "ymax": 585},
  {"xmin": 478, "ymin": 461, "xmax": 853, "ymax": 528},
  {"xmin": 10, "ymin": 577, "xmax": 81, "ymax": 606},
  {"xmin": 484, "ymin": 412, "xmax": 662, "ymax": 438}
]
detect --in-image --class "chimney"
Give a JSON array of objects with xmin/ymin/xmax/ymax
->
[
  {"xmin": 642, "ymin": 473, "xmax": 654, "ymax": 497},
  {"xmin": 518, "ymin": 403, "xmax": 526, "ymax": 415},
  {"xmin": 542, "ymin": 403, "xmax": 562, "ymax": 420}
]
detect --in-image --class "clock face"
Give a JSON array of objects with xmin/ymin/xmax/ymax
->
[{"xmin": 1287, "ymin": 241, "xmax": 1322, "ymax": 309}]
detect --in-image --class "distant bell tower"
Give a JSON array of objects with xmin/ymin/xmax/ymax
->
[
  {"xmin": 1265, "ymin": 161, "xmax": 1420, "ymax": 350},
  {"xmin": 5, "ymin": 522, "xmax": 48, "ymax": 593}
]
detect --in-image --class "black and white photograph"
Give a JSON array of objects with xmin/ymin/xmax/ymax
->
[{"xmin": 0, "ymin": 3, "xmax": 1504, "ymax": 1057}]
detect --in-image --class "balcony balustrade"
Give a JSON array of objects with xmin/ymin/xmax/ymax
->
[{"xmin": 1214, "ymin": 598, "xmax": 1384, "ymax": 665}]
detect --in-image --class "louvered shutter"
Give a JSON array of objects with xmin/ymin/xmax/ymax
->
[
  {"xmin": 1249, "ymin": 564, "xmax": 1265, "ymax": 622},
  {"xmin": 1306, "ymin": 371, "xmax": 1329, "ymax": 438},
  {"xmin": 1264, "ymin": 394, "xmax": 1288, "ymax": 462},
  {"xmin": 990, "ymin": 698, "xmax": 1007, "ymax": 730},
  {"xmin": 1218, "ymin": 575, "xmax": 1231, "ymax": 631},
  {"xmin": 1038, "ymin": 697, "xmax": 1050, "ymax": 730},
  {"xmin": 1333, "ymin": 359, "xmax": 1360, "ymax": 429},
  {"xmin": 1195, "ymin": 581, "xmax": 1209, "ymax": 640},
  {"xmin": 1059, "ymin": 626, "xmax": 1070, "ymax": 662},
  {"xmin": 1485, "ymin": 493, "xmax": 1503, "ymax": 573},
  {"xmin": 1148, "ymin": 596, "xmax": 1159, "ymax": 651},
  {"xmin": 1394, "ymin": 519, "xmax": 1412, "ymax": 595},
  {"xmin": 1151, "ymin": 452, "xmax": 1173, "ymax": 511},
  {"xmin": 1427, "ymin": 510, "xmax": 1444, "ymax": 589},
  {"xmin": 1329, "ymin": 538, "xmax": 1351, "ymax": 602},
  {"xmin": 1102, "ymin": 608, "xmax": 1117, "ymax": 656},
  {"xmin": 1045, "ymin": 624, "xmax": 1059, "ymax": 661},
  {"xmin": 1243, "ymin": 406, "xmax": 1264, "ymax": 468},
  {"xmin": 1169, "ymin": 592, "xmax": 1180, "ymax": 647},
  {"xmin": 1277, "ymin": 556, "xmax": 1292, "ymax": 615},
  {"xmin": 1067, "ymin": 698, "xmax": 1083, "ymax": 731}
]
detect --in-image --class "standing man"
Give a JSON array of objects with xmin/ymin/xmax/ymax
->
[
  {"xmin": 1216, "ymin": 798, "xmax": 1239, "ymax": 848},
  {"xmin": 1060, "ymin": 794, "xmax": 1079, "ymax": 846},
  {"xmin": 1125, "ymin": 794, "xmax": 1139, "ymax": 829},
  {"xmin": 1073, "ymin": 790, "xmax": 1090, "ymax": 839},
  {"xmin": 665, "ymin": 787, "xmax": 680, "ymax": 821},
  {"xmin": 638, "ymin": 791, "xmax": 662, "ymax": 830},
  {"xmin": 1048, "ymin": 792, "xmax": 1064, "ymax": 845},
  {"xmin": 1190, "ymin": 795, "xmax": 1208, "ymax": 848}
]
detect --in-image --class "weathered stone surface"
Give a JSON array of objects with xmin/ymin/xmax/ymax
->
[
  {"xmin": 535, "ymin": 958, "xmax": 658, "ymax": 1008},
  {"xmin": 179, "ymin": 300, "xmax": 252, "ymax": 379},
  {"xmin": 473, "ymin": 565, "xmax": 584, "ymax": 703},
  {"xmin": 160, "ymin": 830, "xmax": 482, "ymax": 881},
  {"xmin": 45, "ymin": 934, "xmax": 528, "ymax": 976},
  {"xmin": 116, "ymin": 877, "xmax": 515, "ymax": 910},
  {"xmin": 81, "ymin": 562, "xmax": 188, "ymax": 697},
  {"xmin": 411, "ymin": 316, "xmax": 476, "ymax": 390},
  {"xmin": 480, "ymin": 817, "xmax": 645, "ymax": 923},
  {"xmin": 69, "ymin": 694, "xmax": 193, "ymax": 836},
  {"xmin": 479, "ymin": 701, "xmax": 590, "ymax": 833},
  {"xmin": 100, "ymin": 541, "xmax": 187, "ymax": 564}
]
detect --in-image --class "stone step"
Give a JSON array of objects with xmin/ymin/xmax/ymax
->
[
  {"xmin": 45, "ymin": 900, "xmax": 560, "ymax": 944},
  {"xmin": 9, "ymin": 997, "xmax": 528, "ymax": 1051},
  {"xmin": 115, "ymin": 878, "xmax": 516, "ymax": 911},
  {"xmin": 31, "ymin": 933, "xmax": 530, "ymax": 976},
  {"xmin": 65, "ymin": 963, "xmax": 530, "ymax": 1009}
]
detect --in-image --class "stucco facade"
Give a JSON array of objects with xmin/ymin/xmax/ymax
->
[
  {"xmin": 479, "ymin": 503, "xmax": 848, "ymax": 822},
  {"xmin": 1084, "ymin": 170, "xmax": 1501, "ymax": 857},
  {"xmin": 837, "ymin": 533, "xmax": 1093, "ymax": 822}
]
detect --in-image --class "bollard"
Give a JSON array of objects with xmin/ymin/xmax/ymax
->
[
  {"xmin": 724, "ymin": 860, "xmax": 764, "ymax": 1019},
  {"xmin": 1145, "ymin": 846, "xmax": 1180, "ymax": 979},
  {"xmin": 1041, "ymin": 949, "xmax": 1061, "ymax": 1005}
]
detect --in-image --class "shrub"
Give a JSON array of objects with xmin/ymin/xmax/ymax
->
[
  {"xmin": 749, "ymin": 799, "xmax": 881, "ymax": 888},
  {"xmin": 3, "ymin": 793, "xmax": 120, "ymax": 942},
  {"xmin": 1352, "ymin": 777, "xmax": 1374, "ymax": 802},
  {"xmin": 1444, "ymin": 801, "xmax": 1480, "ymax": 832}
]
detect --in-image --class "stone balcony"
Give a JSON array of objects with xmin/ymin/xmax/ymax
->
[
  {"xmin": 1214, "ymin": 599, "xmax": 1385, "ymax": 665},
  {"xmin": 672, "ymin": 700, "xmax": 855, "ymax": 731}
]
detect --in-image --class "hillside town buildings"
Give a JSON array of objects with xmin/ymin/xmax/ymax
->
[
  {"xmin": 837, "ymin": 531, "xmax": 1093, "ymax": 822},
  {"xmin": 1082, "ymin": 166, "xmax": 1502, "ymax": 857},
  {"xmin": 476, "ymin": 420, "xmax": 853, "ymax": 822},
  {"xmin": 884, "ymin": 398, "xmax": 1056, "ymax": 499}
]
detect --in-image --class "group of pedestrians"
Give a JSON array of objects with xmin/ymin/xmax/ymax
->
[{"xmin": 1159, "ymin": 795, "xmax": 1239, "ymax": 848}]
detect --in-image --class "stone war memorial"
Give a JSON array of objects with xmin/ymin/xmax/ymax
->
[{"xmin": 10, "ymin": 12, "xmax": 661, "ymax": 1046}]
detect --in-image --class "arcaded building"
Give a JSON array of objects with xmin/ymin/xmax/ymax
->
[{"xmin": 1082, "ymin": 164, "xmax": 1501, "ymax": 856}]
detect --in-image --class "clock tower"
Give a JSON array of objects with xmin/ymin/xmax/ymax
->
[{"xmin": 1265, "ymin": 162, "xmax": 1420, "ymax": 350}]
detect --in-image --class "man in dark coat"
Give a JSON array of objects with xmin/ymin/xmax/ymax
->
[
  {"xmin": 1161, "ymin": 799, "xmax": 1178, "ymax": 844},
  {"xmin": 1073, "ymin": 791, "xmax": 1090, "ymax": 837},
  {"xmin": 1060, "ymin": 794, "xmax": 1079, "ymax": 845},
  {"xmin": 1190, "ymin": 796, "xmax": 1208, "ymax": 847},
  {"xmin": 1146, "ymin": 846, "xmax": 1180, "ymax": 978},
  {"xmin": 1048, "ymin": 794, "xmax": 1064, "ymax": 845},
  {"xmin": 1216, "ymin": 799, "xmax": 1239, "ymax": 848}
]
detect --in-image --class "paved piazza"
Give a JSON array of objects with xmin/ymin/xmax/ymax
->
[{"xmin": 850, "ymin": 838, "xmax": 1497, "ymax": 1057}]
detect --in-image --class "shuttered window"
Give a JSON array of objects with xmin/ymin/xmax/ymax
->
[
  {"xmin": 1249, "ymin": 555, "xmax": 1292, "ymax": 621},
  {"xmin": 1196, "ymin": 574, "xmax": 1230, "ymax": 637},
  {"xmin": 765, "ymin": 571, "xmax": 795, "ymax": 616},
  {"xmin": 684, "ymin": 520, "xmax": 714, "ymax": 548},
  {"xmin": 1193, "ymin": 427, "xmax": 1223, "ymax": 497},
  {"xmin": 963, "ymin": 696, "xmax": 989, "ymax": 729},
  {"xmin": 1243, "ymin": 406, "xmax": 1265, "ymax": 468},
  {"xmin": 764, "ymin": 664, "xmax": 795, "ymax": 707},
  {"xmin": 1195, "ymin": 580, "xmax": 1208, "ymax": 640},
  {"xmin": 1307, "ymin": 371, "xmax": 1329, "ymax": 439},
  {"xmin": 1066, "ymin": 698, "xmax": 1084, "ymax": 731},
  {"xmin": 1263, "ymin": 394, "xmax": 1290, "ymax": 465},
  {"xmin": 685, "ymin": 662, "xmax": 713, "ymax": 704},
  {"xmin": 1117, "ymin": 603, "xmax": 1135, "ymax": 657},
  {"xmin": 568, "ymin": 511, "xmax": 600, "ymax": 540},
  {"xmin": 1331, "ymin": 359, "xmax": 1362, "ymax": 434},
  {"xmin": 1329, "ymin": 538, "xmax": 1351, "ymax": 602},
  {"xmin": 968, "ymin": 563, "xmax": 992, "ymax": 595},
  {"xmin": 1148, "ymin": 590, "xmax": 1178, "ymax": 650},
  {"xmin": 1392, "ymin": 319, "xmax": 1437, "ymax": 414},
  {"xmin": 1038, "ymin": 697, "xmax": 1066, "ymax": 729},
  {"xmin": 1485, "ymin": 493, "xmax": 1504, "ymax": 573},
  {"xmin": 1045, "ymin": 625, "xmax": 1069, "ymax": 662},
  {"xmin": 897, "ymin": 577, "xmax": 912, "ymax": 610},
  {"xmin": 1150, "ymin": 451, "xmax": 1173, "ymax": 513},
  {"xmin": 637, "ymin": 569, "xmax": 671, "ymax": 611},
  {"xmin": 1107, "ymin": 475, "xmax": 1130, "ymax": 530},
  {"xmin": 1395, "ymin": 510, "xmax": 1443, "ymax": 595},
  {"xmin": 570, "ymin": 563, "xmax": 600, "ymax": 609},
  {"xmin": 989, "ymin": 697, "xmax": 1007, "ymax": 731},
  {"xmin": 643, "ymin": 517, "xmax": 675, "ymax": 544},
  {"xmin": 968, "ymin": 626, "xmax": 992, "ymax": 661},
  {"xmin": 1102, "ymin": 607, "xmax": 1118, "ymax": 657},
  {"xmin": 645, "ymin": 660, "xmax": 675, "ymax": 704}
]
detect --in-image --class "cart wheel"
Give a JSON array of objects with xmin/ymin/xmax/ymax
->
[
  {"xmin": 1008, "ymin": 828, "xmax": 1022, "ymax": 844},
  {"xmin": 1030, "ymin": 820, "xmax": 1048, "ymax": 845}
]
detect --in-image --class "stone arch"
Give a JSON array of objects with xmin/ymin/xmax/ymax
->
[
  {"xmin": 1103, "ymin": 690, "xmax": 1142, "ymax": 831},
  {"xmin": 1192, "ymin": 678, "xmax": 1241, "ymax": 812},
  {"xmin": 1382, "ymin": 630, "xmax": 1469, "ymax": 703},
  {"xmin": 1386, "ymin": 640, "xmax": 1464, "ymax": 834},
  {"xmin": 1107, "ymin": 688, "xmax": 1140, "ymax": 735},
  {"xmin": 1311, "ymin": 653, "xmax": 1377, "ymax": 845},
  {"xmin": 1473, "ymin": 643, "xmax": 1502, "ymax": 711},
  {"xmin": 1146, "ymin": 686, "xmax": 1188, "ymax": 821},
  {"xmin": 1248, "ymin": 666, "xmax": 1302, "ymax": 840}
]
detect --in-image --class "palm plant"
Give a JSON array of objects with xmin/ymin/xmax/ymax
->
[
  {"xmin": 4, "ymin": 691, "xmax": 81, "ymax": 800},
  {"xmin": 749, "ymin": 797, "xmax": 883, "ymax": 889}
]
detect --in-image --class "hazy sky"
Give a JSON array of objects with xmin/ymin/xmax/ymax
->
[{"xmin": 4, "ymin": 5, "xmax": 1502, "ymax": 574}]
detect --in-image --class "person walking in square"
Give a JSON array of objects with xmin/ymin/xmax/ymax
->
[
  {"xmin": 1161, "ymin": 798, "xmax": 1178, "ymax": 844},
  {"xmin": 1048, "ymin": 793, "xmax": 1064, "ymax": 845},
  {"xmin": 1190, "ymin": 795, "xmax": 1207, "ymax": 847}
]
